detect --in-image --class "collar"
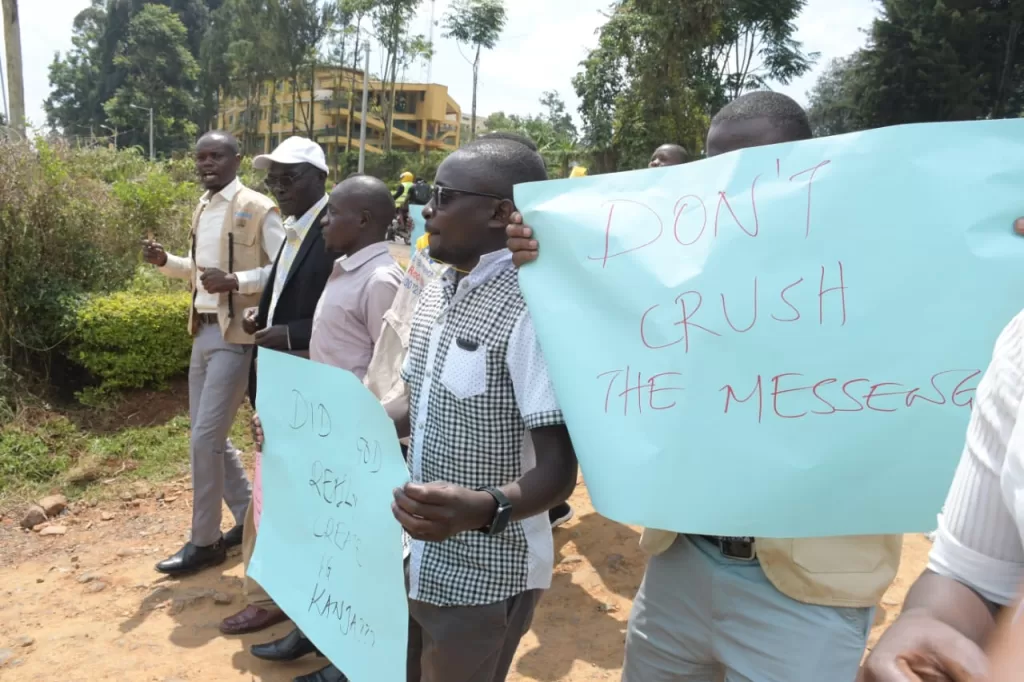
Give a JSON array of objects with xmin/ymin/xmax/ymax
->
[
  {"xmin": 335, "ymin": 241, "xmax": 391, "ymax": 273},
  {"xmin": 444, "ymin": 249, "xmax": 514, "ymax": 301},
  {"xmin": 284, "ymin": 194, "xmax": 329, "ymax": 235},
  {"xmin": 201, "ymin": 177, "xmax": 241, "ymax": 204}
]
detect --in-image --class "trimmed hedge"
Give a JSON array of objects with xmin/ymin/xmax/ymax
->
[{"xmin": 71, "ymin": 291, "xmax": 193, "ymax": 401}]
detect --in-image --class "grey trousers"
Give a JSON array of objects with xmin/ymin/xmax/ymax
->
[
  {"xmin": 622, "ymin": 536, "xmax": 872, "ymax": 682},
  {"xmin": 188, "ymin": 323, "xmax": 253, "ymax": 546},
  {"xmin": 406, "ymin": 590, "xmax": 542, "ymax": 682}
]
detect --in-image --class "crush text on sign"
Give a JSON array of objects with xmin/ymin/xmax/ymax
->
[{"xmin": 587, "ymin": 158, "xmax": 982, "ymax": 422}]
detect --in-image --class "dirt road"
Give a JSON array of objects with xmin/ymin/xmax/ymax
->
[{"xmin": 0, "ymin": 475, "xmax": 928, "ymax": 682}]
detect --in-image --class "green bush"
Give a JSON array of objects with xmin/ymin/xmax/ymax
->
[{"xmin": 71, "ymin": 290, "xmax": 192, "ymax": 402}]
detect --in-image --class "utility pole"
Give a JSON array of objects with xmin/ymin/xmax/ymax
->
[
  {"xmin": 358, "ymin": 42, "xmax": 370, "ymax": 174},
  {"xmin": 1, "ymin": 0, "xmax": 26, "ymax": 134},
  {"xmin": 131, "ymin": 104, "xmax": 155, "ymax": 161}
]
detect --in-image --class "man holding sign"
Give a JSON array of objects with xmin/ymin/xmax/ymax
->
[
  {"xmin": 507, "ymin": 92, "xmax": 900, "ymax": 681},
  {"xmin": 392, "ymin": 139, "xmax": 579, "ymax": 682},
  {"xmin": 248, "ymin": 175, "xmax": 402, "ymax": 682}
]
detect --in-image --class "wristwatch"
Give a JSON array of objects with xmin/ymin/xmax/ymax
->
[{"xmin": 477, "ymin": 487, "xmax": 512, "ymax": 536}]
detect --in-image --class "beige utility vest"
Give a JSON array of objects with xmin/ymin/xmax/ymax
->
[
  {"xmin": 186, "ymin": 186, "xmax": 277, "ymax": 345},
  {"xmin": 639, "ymin": 529, "xmax": 902, "ymax": 608}
]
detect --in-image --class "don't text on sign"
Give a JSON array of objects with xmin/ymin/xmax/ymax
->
[{"xmin": 517, "ymin": 120, "xmax": 1024, "ymax": 537}]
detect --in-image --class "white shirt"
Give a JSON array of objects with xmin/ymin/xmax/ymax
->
[
  {"xmin": 267, "ymin": 194, "xmax": 328, "ymax": 325},
  {"xmin": 929, "ymin": 310, "xmax": 1024, "ymax": 605},
  {"xmin": 160, "ymin": 178, "xmax": 285, "ymax": 313}
]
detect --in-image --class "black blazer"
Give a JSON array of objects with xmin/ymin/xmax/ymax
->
[{"xmin": 248, "ymin": 206, "xmax": 337, "ymax": 405}]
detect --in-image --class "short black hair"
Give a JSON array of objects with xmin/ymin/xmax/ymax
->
[
  {"xmin": 654, "ymin": 143, "xmax": 688, "ymax": 163},
  {"xmin": 449, "ymin": 139, "xmax": 548, "ymax": 199},
  {"xmin": 472, "ymin": 131, "xmax": 539, "ymax": 152},
  {"xmin": 711, "ymin": 91, "xmax": 812, "ymax": 141},
  {"xmin": 198, "ymin": 130, "xmax": 240, "ymax": 155}
]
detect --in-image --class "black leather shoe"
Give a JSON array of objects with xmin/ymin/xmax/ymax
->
[
  {"xmin": 251, "ymin": 627, "xmax": 321, "ymax": 662},
  {"xmin": 294, "ymin": 664, "xmax": 348, "ymax": 682},
  {"xmin": 154, "ymin": 540, "xmax": 226, "ymax": 575},
  {"xmin": 223, "ymin": 524, "xmax": 244, "ymax": 548}
]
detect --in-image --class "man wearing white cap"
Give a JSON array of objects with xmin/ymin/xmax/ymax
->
[
  {"xmin": 218, "ymin": 136, "xmax": 342, "ymax": 636},
  {"xmin": 144, "ymin": 131, "xmax": 284, "ymax": 577}
]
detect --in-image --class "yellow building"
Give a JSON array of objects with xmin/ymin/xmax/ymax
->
[{"xmin": 218, "ymin": 66, "xmax": 462, "ymax": 157}]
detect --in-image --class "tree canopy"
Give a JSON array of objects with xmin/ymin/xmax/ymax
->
[{"xmin": 806, "ymin": 0, "xmax": 1024, "ymax": 135}]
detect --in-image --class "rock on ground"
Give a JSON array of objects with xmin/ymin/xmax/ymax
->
[
  {"xmin": 19, "ymin": 506, "xmax": 46, "ymax": 530},
  {"xmin": 38, "ymin": 495, "xmax": 67, "ymax": 517}
]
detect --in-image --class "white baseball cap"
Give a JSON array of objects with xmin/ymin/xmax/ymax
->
[{"xmin": 253, "ymin": 136, "xmax": 328, "ymax": 173}]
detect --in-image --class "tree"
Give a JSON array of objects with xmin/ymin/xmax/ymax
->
[
  {"xmin": 44, "ymin": 1, "xmax": 114, "ymax": 137},
  {"xmin": 373, "ymin": 0, "xmax": 419, "ymax": 152},
  {"xmin": 218, "ymin": 0, "xmax": 280, "ymax": 152},
  {"xmin": 103, "ymin": 4, "xmax": 200, "ymax": 154},
  {"xmin": 708, "ymin": 0, "xmax": 818, "ymax": 108},
  {"xmin": 806, "ymin": 56, "xmax": 866, "ymax": 137},
  {"xmin": 572, "ymin": 0, "xmax": 815, "ymax": 171},
  {"xmin": 443, "ymin": 0, "xmax": 507, "ymax": 142},
  {"xmin": 845, "ymin": 0, "xmax": 1024, "ymax": 127}
]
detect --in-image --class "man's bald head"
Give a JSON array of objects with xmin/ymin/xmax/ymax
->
[
  {"xmin": 333, "ymin": 175, "xmax": 396, "ymax": 229},
  {"xmin": 322, "ymin": 174, "xmax": 397, "ymax": 254},
  {"xmin": 197, "ymin": 130, "xmax": 240, "ymax": 156}
]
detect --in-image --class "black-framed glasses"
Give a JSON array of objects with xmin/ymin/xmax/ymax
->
[
  {"xmin": 430, "ymin": 185, "xmax": 506, "ymax": 208},
  {"xmin": 264, "ymin": 166, "xmax": 315, "ymax": 191}
]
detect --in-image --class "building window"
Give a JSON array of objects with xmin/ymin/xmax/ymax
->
[
  {"xmin": 228, "ymin": 114, "xmax": 234, "ymax": 125},
  {"xmin": 277, "ymin": 81, "xmax": 283, "ymax": 91}
]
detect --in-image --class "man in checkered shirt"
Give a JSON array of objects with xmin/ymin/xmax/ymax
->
[{"xmin": 391, "ymin": 138, "xmax": 579, "ymax": 682}]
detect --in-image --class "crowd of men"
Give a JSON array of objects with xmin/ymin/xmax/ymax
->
[{"xmin": 141, "ymin": 90, "xmax": 1024, "ymax": 682}]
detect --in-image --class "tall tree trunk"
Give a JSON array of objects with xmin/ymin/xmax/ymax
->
[
  {"xmin": 269, "ymin": 78, "xmax": 277, "ymax": 150},
  {"xmin": 291, "ymin": 71, "xmax": 298, "ymax": 135},
  {"xmin": 308, "ymin": 60, "xmax": 316, "ymax": 139},
  {"xmin": 992, "ymin": 14, "xmax": 1023, "ymax": 119},
  {"xmin": 470, "ymin": 44, "xmax": 480, "ymax": 141},
  {"xmin": 346, "ymin": 27, "xmax": 362, "ymax": 158}
]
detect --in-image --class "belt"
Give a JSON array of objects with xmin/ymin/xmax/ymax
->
[
  {"xmin": 196, "ymin": 313, "xmax": 219, "ymax": 325},
  {"xmin": 701, "ymin": 535, "xmax": 756, "ymax": 561}
]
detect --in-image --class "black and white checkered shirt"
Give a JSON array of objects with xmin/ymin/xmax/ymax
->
[{"xmin": 401, "ymin": 249, "xmax": 565, "ymax": 607}]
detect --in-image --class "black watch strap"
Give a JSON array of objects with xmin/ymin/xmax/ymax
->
[{"xmin": 478, "ymin": 486, "xmax": 512, "ymax": 536}]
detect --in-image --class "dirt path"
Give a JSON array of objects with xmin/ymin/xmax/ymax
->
[{"xmin": 0, "ymin": 475, "xmax": 929, "ymax": 682}]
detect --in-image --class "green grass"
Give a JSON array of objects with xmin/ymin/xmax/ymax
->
[{"xmin": 0, "ymin": 403, "xmax": 255, "ymax": 507}]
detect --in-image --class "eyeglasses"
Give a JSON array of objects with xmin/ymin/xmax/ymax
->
[
  {"xmin": 264, "ymin": 166, "xmax": 315, "ymax": 191},
  {"xmin": 430, "ymin": 185, "xmax": 506, "ymax": 209}
]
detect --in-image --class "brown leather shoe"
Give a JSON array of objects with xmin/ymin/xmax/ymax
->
[{"xmin": 219, "ymin": 605, "xmax": 288, "ymax": 635}]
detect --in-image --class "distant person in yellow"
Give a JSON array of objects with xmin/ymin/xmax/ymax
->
[
  {"xmin": 569, "ymin": 165, "xmax": 588, "ymax": 178},
  {"xmin": 393, "ymin": 171, "xmax": 415, "ymax": 226}
]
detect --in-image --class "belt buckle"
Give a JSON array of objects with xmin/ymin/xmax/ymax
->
[{"xmin": 718, "ymin": 537, "xmax": 756, "ymax": 561}]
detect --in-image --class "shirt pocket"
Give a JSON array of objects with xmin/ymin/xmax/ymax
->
[{"xmin": 440, "ymin": 337, "xmax": 487, "ymax": 400}]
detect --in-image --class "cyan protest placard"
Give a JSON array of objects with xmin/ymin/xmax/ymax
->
[
  {"xmin": 409, "ymin": 204, "xmax": 426, "ymax": 258},
  {"xmin": 250, "ymin": 351, "xmax": 410, "ymax": 682},
  {"xmin": 516, "ymin": 120, "xmax": 1024, "ymax": 538}
]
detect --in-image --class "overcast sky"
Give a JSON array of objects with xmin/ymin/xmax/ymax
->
[{"xmin": 3, "ymin": 0, "xmax": 879, "ymax": 132}]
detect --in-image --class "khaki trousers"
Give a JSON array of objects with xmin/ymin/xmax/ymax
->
[{"xmin": 241, "ymin": 498, "xmax": 277, "ymax": 609}]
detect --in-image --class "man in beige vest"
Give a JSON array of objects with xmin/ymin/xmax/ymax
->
[
  {"xmin": 142, "ymin": 131, "xmax": 284, "ymax": 576},
  {"xmin": 506, "ymin": 93, "xmax": 902, "ymax": 681}
]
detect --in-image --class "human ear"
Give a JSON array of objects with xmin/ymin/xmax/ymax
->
[{"xmin": 489, "ymin": 199, "xmax": 515, "ymax": 228}]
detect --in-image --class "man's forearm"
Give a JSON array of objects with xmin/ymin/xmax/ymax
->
[
  {"xmin": 158, "ymin": 252, "xmax": 193, "ymax": 280},
  {"xmin": 497, "ymin": 425, "xmax": 577, "ymax": 522},
  {"xmin": 902, "ymin": 570, "xmax": 1000, "ymax": 646}
]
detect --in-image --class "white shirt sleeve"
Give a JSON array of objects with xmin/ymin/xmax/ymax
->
[
  {"xmin": 506, "ymin": 309, "xmax": 564, "ymax": 430},
  {"xmin": 235, "ymin": 208, "xmax": 285, "ymax": 294},
  {"xmin": 928, "ymin": 315, "xmax": 1024, "ymax": 606},
  {"xmin": 158, "ymin": 252, "xmax": 193, "ymax": 279}
]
